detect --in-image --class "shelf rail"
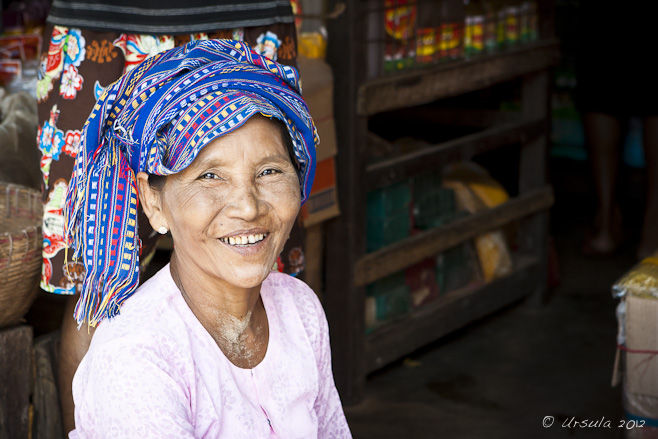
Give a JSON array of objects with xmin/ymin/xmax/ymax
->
[
  {"xmin": 357, "ymin": 39, "xmax": 561, "ymax": 116},
  {"xmin": 365, "ymin": 255, "xmax": 541, "ymax": 372},
  {"xmin": 366, "ymin": 116, "xmax": 547, "ymax": 191},
  {"xmin": 354, "ymin": 185, "xmax": 554, "ymax": 286}
]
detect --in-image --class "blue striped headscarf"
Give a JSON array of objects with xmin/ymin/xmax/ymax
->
[{"xmin": 65, "ymin": 39, "xmax": 318, "ymax": 327}]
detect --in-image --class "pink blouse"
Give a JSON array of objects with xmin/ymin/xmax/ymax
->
[{"xmin": 69, "ymin": 265, "xmax": 352, "ymax": 439}]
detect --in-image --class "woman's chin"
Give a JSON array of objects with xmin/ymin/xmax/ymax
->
[{"xmin": 216, "ymin": 264, "xmax": 275, "ymax": 290}]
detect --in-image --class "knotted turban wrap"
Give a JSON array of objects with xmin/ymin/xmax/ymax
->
[{"xmin": 65, "ymin": 39, "xmax": 318, "ymax": 327}]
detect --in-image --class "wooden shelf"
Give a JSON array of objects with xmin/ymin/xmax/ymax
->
[
  {"xmin": 365, "ymin": 255, "xmax": 541, "ymax": 373},
  {"xmin": 357, "ymin": 39, "xmax": 561, "ymax": 116},
  {"xmin": 366, "ymin": 117, "xmax": 547, "ymax": 191},
  {"xmin": 355, "ymin": 185, "xmax": 554, "ymax": 287},
  {"xmin": 324, "ymin": 0, "xmax": 555, "ymax": 402}
]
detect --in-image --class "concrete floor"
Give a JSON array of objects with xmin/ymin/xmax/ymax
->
[{"xmin": 343, "ymin": 161, "xmax": 640, "ymax": 439}]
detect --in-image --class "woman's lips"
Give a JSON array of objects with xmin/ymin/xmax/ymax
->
[
  {"xmin": 219, "ymin": 232, "xmax": 267, "ymax": 246},
  {"xmin": 217, "ymin": 232, "xmax": 270, "ymax": 256}
]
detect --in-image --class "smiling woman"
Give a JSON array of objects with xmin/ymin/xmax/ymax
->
[
  {"xmin": 137, "ymin": 116, "xmax": 301, "ymax": 368},
  {"xmin": 63, "ymin": 39, "xmax": 351, "ymax": 438}
]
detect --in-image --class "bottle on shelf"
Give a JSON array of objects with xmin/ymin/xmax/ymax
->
[
  {"xmin": 439, "ymin": 0, "xmax": 465, "ymax": 61},
  {"xmin": 415, "ymin": 0, "xmax": 439, "ymax": 65},
  {"xmin": 519, "ymin": 0, "xmax": 530, "ymax": 43},
  {"xmin": 496, "ymin": 0, "xmax": 507, "ymax": 51},
  {"xmin": 483, "ymin": 0, "xmax": 497, "ymax": 54},
  {"xmin": 504, "ymin": 0, "xmax": 520, "ymax": 47},
  {"xmin": 525, "ymin": 0, "xmax": 539, "ymax": 42},
  {"xmin": 471, "ymin": 0, "xmax": 485, "ymax": 57},
  {"xmin": 465, "ymin": 0, "xmax": 485, "ymax": 58},
  {"xmin": 463, "ymin": 0, "xmax": 473, "ymax": 57},
  {"xmin": 383, "ymin": 0, "xmax": 417, "ymax": 73}
]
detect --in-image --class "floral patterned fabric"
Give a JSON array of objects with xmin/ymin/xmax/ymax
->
[
  {"xmin": 69, "ymin": 266, "xmax": 352, "ymax": 439},
  {"xmin": 37, "ymin": 23, "xmax": 302, "ymax": 295}
]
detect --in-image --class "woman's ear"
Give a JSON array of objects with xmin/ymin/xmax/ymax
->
[{"xmin": 136, "ymin": 172, "xmax": 167, "ymax": 231}]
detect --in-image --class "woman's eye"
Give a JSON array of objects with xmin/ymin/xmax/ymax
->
[
  {"xmin": 199, "ymin": 172, "xmax": 219, "ymax": 180},
  {"xmin": 259, "ymin": 168, "xmax": 280, "ymax": 177}
]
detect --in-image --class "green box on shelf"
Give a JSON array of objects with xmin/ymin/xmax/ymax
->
[
  {"xmin": 412, "ymin": 171, "xmax": 442, "ymax": 198},
  {"xmin": 367, "ymin": 271, "xmax": 406, "ymax": 296},
  {"xmin": 367, "ymin": 212, "xmax": 410, "ymax": 252},
  {"xmin": 366, "ymin": 181, "xmax": 411, "ymax": 220},
  {"xmin": 436, "ymin": 240, "xmax": 482, "ymax": 294},
  {"xmin": 414, "ymin": 187, "xmax": 456, "ymax": 230},
  {"xmin": 366, "ymin": 271, "xmax": 411, "ymax": 322}
]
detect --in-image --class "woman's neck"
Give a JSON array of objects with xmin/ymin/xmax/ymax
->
[
  {"xmin": 169, "ymin": 253, "xmax": 269, "ymax": 368},
  {"xmin": 170, "ymin": 252, "xmax": 261, "ymax": 321}
]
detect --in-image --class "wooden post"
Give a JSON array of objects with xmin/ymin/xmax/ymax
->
[
  {"xmin": 0, "ymin": 325, "xmax": 33, "ymax": 439},
  {"xmin": 519, "ymin": 69, "xmax": 551, "ymax": 305},
  {"xmin": 32, "ymin": 331, "xmax": 65, "ymax": 439},
  {"xmin": 325, "ymin": 0, "xmax": 368, "ymax": 404},
  {"xmin": 304, "ymin": 223, "xmax": 324, "ymax": 300}
]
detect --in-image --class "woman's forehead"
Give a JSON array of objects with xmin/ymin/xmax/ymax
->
[{"xmin": 188, "ymin": 117, "xmax": 288, "ymax": 165}]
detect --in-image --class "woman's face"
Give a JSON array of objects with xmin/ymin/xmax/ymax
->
[{"xmin": 143, "ymin": 116, "xmax": 301, "ymax": 289}]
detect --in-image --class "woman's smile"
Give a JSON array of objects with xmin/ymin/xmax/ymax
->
[
  {"xmin": 217, "ymin": 230, "xmax": 271, "ymax": 256},
  {"xmin": 218, "ymin": 232, "xmax": 267, "ymax": 246}
]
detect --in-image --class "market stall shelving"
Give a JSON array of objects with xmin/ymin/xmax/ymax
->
[
  {"xmin": 355, "ymin": 185, "xmax": 554, "ymax": 286},
  {"xmin": 357, "ymin": 39, "xmax": 560, "ymax": 116},
  {"xmin": 324, "ymin": 0, "xmax": 558, "ymax": 404},
  {"xmin": 365, "ymin": 254, "xmax": 541, "ymax": 373},
  {"xmin": 365, "ymin": 116, "xmax": 548, "ymax": 192}
]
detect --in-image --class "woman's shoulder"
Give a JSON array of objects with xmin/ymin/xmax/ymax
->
[
  {"xmin": 263, "ymin": 271, "xmax": 322, "ymax": 311},
  {"xmin": 262, "ymin": 271, "xmax": 327, "ymax": 341},
  {"xmin": 90, "ymin": 264, "xmax": 188, "ymax": 349},
  {"xmin": 78, "ymin": 266, "xmax": 195, "ymax": 385}
]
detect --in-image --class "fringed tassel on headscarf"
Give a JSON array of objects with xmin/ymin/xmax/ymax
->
[{"xmin": 66, "ymin": 139, "xmax": 140, "ymax": 327}]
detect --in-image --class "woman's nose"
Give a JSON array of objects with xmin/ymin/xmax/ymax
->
[{"xmin": 224, "ymin": 182, "xmax": 262, "ymax": 221}]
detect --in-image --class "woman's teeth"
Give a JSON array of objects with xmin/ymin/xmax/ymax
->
[{"xmin": 220, "ymin": 233, "xmax": 267, "ymax": 246}]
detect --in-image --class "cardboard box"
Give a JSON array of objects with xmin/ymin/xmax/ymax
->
[
  {"xmin": 297, "ymin": 55, "xmax": 337, "ymax": 162},
  {"xmin": 622, "ymin": 381, "xmax": 658, "ymax": 438},
  {"xmin": 625, "ymin": 295, "xmax": 658, "ymax": 397},
  {"xmin": 301, "ymin": 156, "xmax": 340, "ymax": 227}
]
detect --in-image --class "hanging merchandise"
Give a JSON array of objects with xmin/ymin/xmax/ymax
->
[{"xmin": 384, "ymin": 0, "xmax": 417, "ymax": 72}]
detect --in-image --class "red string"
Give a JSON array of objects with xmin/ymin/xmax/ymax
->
[{"xmin": 618, "ymin": 344, "xmax": 658, "ymax": 355}]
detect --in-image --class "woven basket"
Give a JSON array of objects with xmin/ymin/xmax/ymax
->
[{"xmin": 0, "ymin": 182, "xmax": 43, "ymax": 328}]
